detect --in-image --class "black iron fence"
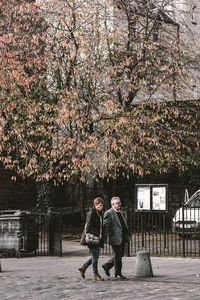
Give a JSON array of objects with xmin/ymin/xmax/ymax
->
[
  {"xmin": 101, "ymin": 199, "xmax": 200, "ymax": 258},
  {"xmin": 128, "ymin": 204, "xmax": 200, "ymax": 257}
]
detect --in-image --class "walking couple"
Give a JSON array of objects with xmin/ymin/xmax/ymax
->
[{"xmin": 78, "ymin": 196, "xmax": 131, "ymax": 281}]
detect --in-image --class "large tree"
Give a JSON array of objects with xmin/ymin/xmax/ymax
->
[{"xmin": 0, "ymin": 0, "xmax": 199, "ymax": 187}]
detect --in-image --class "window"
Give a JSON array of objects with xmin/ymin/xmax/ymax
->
[{"xmin": 186, "ymin": 192, "xmax": 200, "ymax": 208}]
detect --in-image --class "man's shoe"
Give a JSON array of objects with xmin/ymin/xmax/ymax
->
[
  {"xmin": 115, "ymin": 274, "xmax": 126, "ymax": 279},
  {"xmin": 93, "ymin": 274, "xmax": 104, "ymax": 281},
  {"xmin": 102, "ymin": 264, "xmax": 110, "ymax": 277},
  {"xmin": 78, "ymin": 267, "xmax": 85, "ymax": 279}
]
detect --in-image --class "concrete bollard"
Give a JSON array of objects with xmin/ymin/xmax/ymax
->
[{"xmin": 135, "ymin": 251, "xmax": 153, "ymax": 277}]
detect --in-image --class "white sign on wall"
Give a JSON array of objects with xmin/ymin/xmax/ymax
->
[
  {"xmin": 136, "ymin": 186, "xmax": 151, "ymax": 210},
  {"xmin": 136, "ymin": 185, "xmax": 167, "ymax": 211},
  {"xmin": 152, "ymin": 186, "xmax": 166, "ymax": 210}
]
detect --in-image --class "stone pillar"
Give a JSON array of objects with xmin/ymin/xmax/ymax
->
[{"xmin": 135, "ymin": 251, "xmax": 153, "ymax": 277}]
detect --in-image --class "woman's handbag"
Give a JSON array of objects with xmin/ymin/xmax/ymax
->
[
  {"xmin": 80, "ymin": 212, "xmax": 102, "ymax": 246},
  {"xmin": 85, "ymin": 214, "xmax": 102, "ymax": 245},
  {"xmin": 85, "ymin": 233, "xmax": 99, "ymax": 245}
]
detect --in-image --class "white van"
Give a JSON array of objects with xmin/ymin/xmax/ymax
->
[{"xmin": 173, "ymin": 189, "xmax": 200, "ymax": 238}]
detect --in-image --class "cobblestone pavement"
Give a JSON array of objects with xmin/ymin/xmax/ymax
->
[{"xmin": 1, "ymin": 254, "xmax": 200, "ymax": 300}]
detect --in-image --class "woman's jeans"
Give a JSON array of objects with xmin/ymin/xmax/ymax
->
[{"xmin": 83, "ymin": 247, "xmax": 100, "ymax": 275}]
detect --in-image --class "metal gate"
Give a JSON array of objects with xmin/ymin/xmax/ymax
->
[
  {"xmin": 27, "ymin": 209, "xmax": 62, "ymax": 256},
  {"xmin": 128, "ymin": 207, "xmax": 200, "ymax": 257},
  {"xmin": 35, "ymin": 212, "xmax": 50, "ymax": 256}
]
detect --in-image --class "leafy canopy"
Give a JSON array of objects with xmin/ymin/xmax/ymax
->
[{"xmin": 0, "ymin": 0, "xmax": 199, "ymax": 184}]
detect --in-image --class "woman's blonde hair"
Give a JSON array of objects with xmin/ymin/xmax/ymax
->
[{"xmin": 94, "ymin": 197, "xmax": 104, "ymax": 206}]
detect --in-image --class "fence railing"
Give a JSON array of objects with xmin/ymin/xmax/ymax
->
[{"xmin": 128, "ymin": 205, "xmax": 200, "ymax": 257}]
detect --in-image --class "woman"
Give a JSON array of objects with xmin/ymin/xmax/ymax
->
[{"xmin": 78, "ymin": 197, "xmax": 104, "ymax": 281}]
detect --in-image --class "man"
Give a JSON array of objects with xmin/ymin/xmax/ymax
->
[{"xmin": 102, "ymin": 196, "xmax": 131, "ymax": 279}]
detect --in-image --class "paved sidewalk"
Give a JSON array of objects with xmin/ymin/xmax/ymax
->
[
  {"xmin": 1, "ymin": 239, "xmax": 200, "ymax": 300},
  {"xmin": 1, "ymin": 252, "xmax": 200, "ymax": 300}
]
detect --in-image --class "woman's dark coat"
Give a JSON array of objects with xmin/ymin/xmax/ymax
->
[{"xmin": 85, "ymin": 207, "xmax": 104, "ymax": 248}]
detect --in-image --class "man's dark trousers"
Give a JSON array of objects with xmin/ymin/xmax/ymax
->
[{"xmin": 103, "ymin": 243, "xmax": 125, "ymax": 276}]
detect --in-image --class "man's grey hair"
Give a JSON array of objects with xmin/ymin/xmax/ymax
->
[{"xmin": 111, "ymin": 196, "xmax": 120, "ymax": 205}]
